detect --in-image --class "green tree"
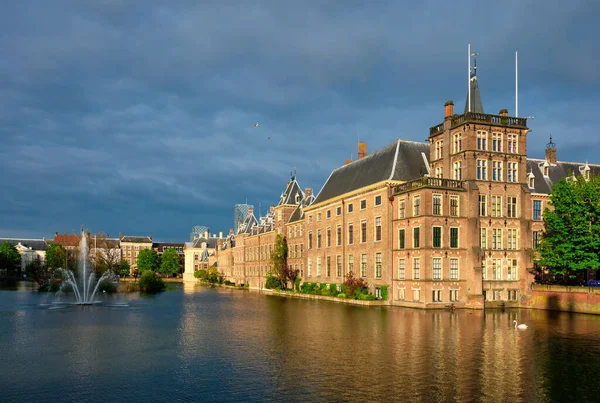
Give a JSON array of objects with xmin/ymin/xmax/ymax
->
[
  {"xmin": 118, "ymin": 259, "xmax": 131, "ymax": 277},
  {"xmin": 46, "ymin": 243, "xmax": 67, "ymax": 270},
  {"xmin": 537, "ymin": 174, "xmax": 600, "ymax": 278},
  {"xmin": 270, "ymin": 234, "xmax": 288, "ymax": 289},
  {"xmin": 0, "ymin": 242, "xmax": 21, "ymax": 277},
  {"xmin": 159, "ymin": 248, "xmax": 180, "ymax": 277},
  {"xmin": 136, "ymin": 249, "xmax": 160, "ymax": 274},
  {"xmin": 206, "ymin": 265, "xmax": 222, "ymax": 284}
]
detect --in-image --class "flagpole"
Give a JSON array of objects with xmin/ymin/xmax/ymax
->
[
  {"xmin": 515, "ymin": 50, "xmax": 519, "ymax": 117},
  {"xmin": 468, "ymin": 43, "xmax": 471, "ymax": 113}
]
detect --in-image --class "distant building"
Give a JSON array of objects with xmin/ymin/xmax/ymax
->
[
  {"xmin": 190, "ymin": 226, "xmax": 210, "ymax": 241},
  {"xmin": 153, "ymin": 242, "xmax": 185, "ymax": 275},
  {"xmin": 234, "ymin": 204, "xmax": 254, "ymax": 234},
  {"xmin": 0, "ymin": 238, "xmax": 48, "ymax": 270},
  {"xmin": 183, "ymin": 233, "xmax": 225, "ymax": 282},
  {"xmin": 120, "ymin": 235, "xmax": 153, "ymax": 275}
]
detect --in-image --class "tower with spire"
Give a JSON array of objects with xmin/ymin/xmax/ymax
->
[{"xmin": 465, "ymin": 52, "xmax": 484, "ymax": 114}]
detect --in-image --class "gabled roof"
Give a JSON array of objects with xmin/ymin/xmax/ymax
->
[
  {"xmin": 121, "ymin": 236, "xmax": 153, "ymax": 243},
  {"xmin": 0, "ymin": 238, "xmax": 48, "ymax": 251},
  {"xmin": 277, "ymin": 179, "xmax": 304, "ymax": 206},
  {"xmin": 312, "ymin": 139, "xmax": 430, "ymax": 205},
  {"xmin": 52, "ymin": 234, "xmax": 80, "ymax": 248},
  {"xmin": 526, "ymin": 158, "xmax": 600, "ymax": 194},
  {"xmin": 288, "ymin": 193, "xmax": 316, "ymax": 223},
  {"xmin": 189, "ymin": 237, "xmax": 219, "ymax": 249},
  {"xmin": 237, "ymin": 213, "xmax": 258, "ymax": 235}
]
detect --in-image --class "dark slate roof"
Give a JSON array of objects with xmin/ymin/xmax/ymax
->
[
  {"xmin": 313, "ymin": 139, "xmax": 430, "ymax": 205},
  {"xmin": 237, "ymin": 213, "xmax": 258, "ymax": 235},
  {"xmin": 189, "ymin": 237, "xmax": 219, "ymax": 249},
  {"xmin": 121, "ymin": 236, "xmax": 153, "ymax": 243},
  {"xmin": 288, "ymin": 194, "xmax": 316, "ymax": 223},
  {"xmin": 278, "ymin": 179, "xmax": 304, "ymax": 206},
  {"xmin": 526, "ymin": 158, "xmax": 600, "ymax": 194},
  {"xmin": 0, "ymin": 238, "xmax": 48, "ymax": 251},
  {"xmin": 464, "ymin": 75, "xmax": 484, "ymax": 114}
]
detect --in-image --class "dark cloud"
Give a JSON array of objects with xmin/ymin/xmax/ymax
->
[{"xmin": 1, "ymin": 1, "xmax": 599, "ymax": 241}]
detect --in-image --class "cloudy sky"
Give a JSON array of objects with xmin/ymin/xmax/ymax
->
[{"xmin": 1, "ymin": 1, "xmax": 599, "ymax": 242}]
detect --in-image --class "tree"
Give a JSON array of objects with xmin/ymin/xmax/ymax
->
[
  {"xmin": 343, "ymin": 271, "xmax": 368, "ymax": 298},
  {"xmin": 206, "ymin": 265, "xmax": 222, "ymax": 284},
  {"xmin": 91, "ymin": 233, "xmax": 121, "ymax": 274},
  {"xmin": 26, "ymin": 256, "xmax": 50, "ymax": 288},
  {"xmin": 136, "ymin": 249, "xmax": 160, "ymax": 274},
  {"xmin": 536, "ymin": 174, "xmax": 600, "ymax": 279},
  {"xmin": 118, "ymin": 259, "xmax": 131, "ymax": 277},
  {"xmin": 0, "ymin": 242, "xmax": 21, "ymax": 277},
  {"xmin": 270, "ymin": 234, "xmax": 290, "ymax": 289},
  {"xmin": 159, "ymin": 248, "xmax": 180, "ymax": 277},
  {"xmin": 46, "ymin": 243, "xmax": 67, "ymax": 270}
]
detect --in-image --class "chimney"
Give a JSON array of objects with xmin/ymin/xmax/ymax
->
[
  {"xmin": 204, "ymin": 231, "xmax": 208, "ymax": 239},
  {"xmin": 269, "ymin": 205, "xmax": 275, "ymax": 215},
  {"xmin": 229, "ymin": 228, "xmax": 234, "ymax": 235},
  {"xmin": 219, "ymin": 231, "xmax": 223, "ymax": 239},
  {"xmin": 358, "ymin": 142, "xmax": 367, "ymax": 159},
  {"xmin": 305, "ymin": 188, "xmax": 312, "ymax": 197},
  {"xmin": 344, "ymin": 159, "xmax": 352, "ymax": 165},
  {"xmin": 499, "ymin": 108, "xmax": 508, "ymax": 116},
  {"xmin": 545, "ymin": 136, "xmax": 557, "ymax": 164},
  {"xmin": 248, "ymin": 207, "xmax": 254, "ymax": 216},
  {"xmin": 444, "ymin": 100, "xmax": 454, "ymax": 118},
  {"xmin": 118, "ymin": 232, "xmax": 123, "ymax": 240}
]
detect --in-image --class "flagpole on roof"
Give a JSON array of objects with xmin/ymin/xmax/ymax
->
[
  {"xmin": 515, "ymin": 50, "xmax": 519, "ymax": 117},
  {"xmin": 468, "ymin": 43, "xmax": 471, "ymax": 113}
]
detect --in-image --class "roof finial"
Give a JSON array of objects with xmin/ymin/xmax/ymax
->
[
  {"xmin": 546, "ymin": 134, "xmax": 556, "ymax": 149},
  {"xmin": 471, "ymin": 51, "xmax": 479, "ymax": 79}
]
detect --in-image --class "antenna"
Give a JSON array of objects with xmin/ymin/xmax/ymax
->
[
  {"xmin": 515, "ymin": 50, "xmax": 519, "ymax": 117},
  {"xmin": 468, "ymin": 43, "xmax": 471, "ymax": 113}
]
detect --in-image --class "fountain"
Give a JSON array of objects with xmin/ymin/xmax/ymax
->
[{"xmin": 54, "ymin": 231, "xmax": 119, "ymax": 305}]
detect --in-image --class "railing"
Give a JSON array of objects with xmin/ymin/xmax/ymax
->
[
  {"xmin": 429, "ymin": 123, "xmax": 444, "ymax": 136},
  {"xmin": 393, "ymin": 177, "xmax": 465, "ymax": 194},
  {"xmin": 451, "ymin": 112, "xmax": 528, "ymax": 129}
]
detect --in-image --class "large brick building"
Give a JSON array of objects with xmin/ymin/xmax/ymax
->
[{"xmin": 204, "ymin": 66, "xmax": 600, "ymax": 309}]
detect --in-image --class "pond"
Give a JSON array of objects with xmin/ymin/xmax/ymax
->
[{"xmin": 2, "ymin": 282, "xmax": 600, "ymax": 402}]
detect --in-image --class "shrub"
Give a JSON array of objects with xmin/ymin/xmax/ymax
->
[
  {"xmin": 265, "ymin": 275, "xmax": 281, "ymax": 289},
  {"xmin": 223, "ymin": 280, "xmax": 235, "ymax": 286},
  {"xmin": 343, "ymin": 271, "xmax": 368, "ymax": 298},
  {"xmin": 194, "ymin": 269, "xmax": 208, "ymax": 280},
  {"xmin": 337, "ymin": 293, "xmax": 347, "ymax": 298},
  {"xmin": 138, "ymin": 271, "xmax": 166, "ymax": 293},
  {"xmin": 294, "ymin": 277, "xmax": 301, "ymax": 291},
  {"xmin": 300, "ymin": 282, "xmax": 316, "ymax": 294},
  {"xmin": 381, "ymin": 285, "xmax": 389, "ymax": 300},
  {"xmin": 98, "ymin": 279, "xmax": 118, "ymax": 293},
  {"xmin": 329, "ymin": 283, "xmax": 338, "ymax": 296}
]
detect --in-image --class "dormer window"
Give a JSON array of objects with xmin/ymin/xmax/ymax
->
[
  {"xmin": 295, "ymin": 194, "xmax": 300, "ymax": 203},
  {"xmin": 528, "ymin": 171, "xmax": 535, "ymax": 189},
  {"xmin": 580, "ymin": 163, "xmax": 591, "ymax": 181},
  {"xmin": 544, "ymin": 166, "xmax": 549, "ymax": 177}
]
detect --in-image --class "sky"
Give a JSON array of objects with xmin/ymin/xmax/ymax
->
[{"xmin": 1, "ymin": 0, "xmax": 599, "ymax": 242}]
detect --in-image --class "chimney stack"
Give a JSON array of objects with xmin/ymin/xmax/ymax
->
[
  {"xmin": 248, "ymin": 207, "xmax": 254, "ymax": 216},
  {"xmin": 219, "ymin": 231, "xmax": 223, "ymax": 239},
  {"xmin": 499, "ymin": 108, "xmax": 508, "ymax": 117},
  {"xmin": 358, "ymin": 142, "xmax": 367, "ymax": 159},
  {"xmin": 204, "ymin": 231, "xmax": 208, "ymax": 239},
  {"xmin": 444, "ymin": 100, "xmax": 454, "ymax": 118},
  {"xmin": 545, "ymin": 136, "xmax": 557, "ymax": 164},
  {"xmin": 229, "ymin": 228, "xmax": 234, "ymax": 235},
  {"xmin": 305, "ymin": 188, "xmax": 311, "ymax": 197},
  {"xmin": 344, "ymin": 159, "xmax": 352, "ymax": 165}
]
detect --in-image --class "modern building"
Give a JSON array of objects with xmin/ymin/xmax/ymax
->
[
  {"xmin": 190, "ymin": 226, "xmax": 210, "ymax": 242},
  {"xmin": 234, "ymin": 204, "xmax": 254, "ymax": 234}
]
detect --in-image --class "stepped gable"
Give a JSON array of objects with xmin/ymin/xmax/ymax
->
[
  {"xmin": 313, "ymin": 139, "xmax": 430, "ymax": 205},
  {"xmin": 526, "ymin": 159, "xmax": 600, "ymax": 194}
]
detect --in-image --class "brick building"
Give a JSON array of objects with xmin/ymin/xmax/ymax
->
[{"xmin": 120, "ymin": 235, "xmax": 153, "ymax": 275}]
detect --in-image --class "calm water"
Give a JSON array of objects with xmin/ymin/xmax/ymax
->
[{"xmin": 2, "ymin": 283, "xmax": 600, "ymax": 403}]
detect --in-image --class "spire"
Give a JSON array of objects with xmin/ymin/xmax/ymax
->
[{"xmin": 465, "ymin": 52, "xmax": 484, "ymax": 114}]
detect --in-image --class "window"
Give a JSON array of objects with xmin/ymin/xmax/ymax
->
[
  {"xmin": 336, "ymin": 255, "xmax": 342, "ymax": 277},
  {"xmin": 348, "ymin": 223, "xmax": 354, "ymax": 245},
  {"xmin": 317, "ymin": 213, "xmax": 321, "ymax": 221},
  {"xmin": 374, "ymin": 217, "xmax": 382, "ymax": 241},
  {"xmin": 375, "ymin": 253, "xmax": 382, "ymax": 278},
  {"xmin": 433, "ymin": 194, "xmax": 442, "ymax": 215},
  {"xmin": 482, "ymin": 259, "xmax": 487, "ymax": 280},
  {"xmin": 450, "ymin": 258, "xmax": 459, "ymax": 280},
  {"xmin": 544, "ymin": 165, "xmax": 549, "ymax": 177},
  {"xmin": 348, "ymin": 255, "xmax": 354, "ymax": 274},
  {"xmin": 375, "ymin": 195, "xmax": 382, "ymax": 206},
  {"xmin": 398, "ymin": 199, "xmax": 406, "ymax": 219},
  {"xmin": 435, "ymin": 167, "xmax": 443, "ymax": 178},
  {"xmin": 326, "ymin": 256, "xmax": 331, "ymax": 277},
  {"xmin": 361, "ymin": 220, "xmax": 367, "ymax": 243},
  {"xmin": 413, "ymin": 289, "xmax": 420, "ymax": 302},
  {"xmin": 433, "ymin": 258, "xmax": 442, "ymax": 280},
  {"xmin": 326, "ymin": 227, "xmax": 331, "ymax": 247},
  {"xmin": 450, "ymin": 227, "xmax": 459, "ymax": 249},
  {"xmin": 336, "ymin": 226, "xmax": 342, "ymax": 246},
  {"xmin": 432, "ymin": 290, "xmax": 442, "ymax": 302},
  {"xmin": 398, "ymin": 258, "xmax": 405, "ymax": 280},
  {"xmin": 492, "ymin": 133, "xmax": 502, "ymax": 152},
  {"xmin": 533, "ymin": 231, "xmax": 541, "ymax": 249},
  {"xmin": 491, "ymin": 196, "xmax": 502, "ymax": 217},
  {"xmin": 449, "ymin": 289, "xmax": 459, "ymax": 301},
  {"xmin": 477, "ymin": 131, "xmax": 487, "ymax": 150},
  {"xmin": 533, "ymin": 200, "xmax": 542, "ymax": 221},
  {"xmin": 507, "ymin": 259, "xmax": 518, "ymax": 280},
  {"xmin": 507, "ymin": 197, "xmax": 517, "ymax": 218},
  {"xmin": 398, "ymin": 229, "xmax": 405, "ymax": 249},
  {"xmin": 435, "ymin": 140, "xmax": 443, "ymax": 159},
  {"xmin": 360, "ymin": 200, "xmax": 366, "ymax": 210},
  {"xmin": 508, "ymin": 229, "xmax": 518, "ymax": 250},
  {"xmin": 492, "ymin": 161, "xmax": 503, "ymax": 181},
  {"xmin": 413, "ymin": 227, "xmax": 420, "ymax": 248},
  {"xmin": 316, "ymin": 257, "xmax": 321, "ymax": 276},
  {"xmin": 480, "ymin": 228, "xmax": 487, "ymax": 249},
  {"xmin": 479, "ymin": 195, "xmax": 487, "ymax": 216},
  {"xmin": 492, "ymin": 259, "xmax": 502, "ymax": 280},
  {"xmin": 507, "ymin": 162, "xmax": 518, "ymax": 183},
  {"xmin": 507, "ymin": 134, "xmax": 518, "ymax": 153},
  {"xmin": 413, "ymin": 258, "xmax": 420, "ymax": 280},
  {"xmin": 413, "ymin": 195, "xmax": 421, "ymax": 216},
  {"xmin": 307, "ymin": 258, "xmax": 312, "ymax": 277},
  {"xmin": 361, "ymin": 254, "xmax": 367, "ymax": 277},
  {"xmin": 398, "ymin": 288, "xmax": 405, "ymax": 300},
  {"xmin": 308, "ymin": 215, "xmax": 313, "ymax": 224},
  {"xmin": 348, "ymin": 203, "xmax": 353, "ymax": 213},
  {"xmin": 453, "ymin": 133, "xmax": 462, "ymax": 153},
  {"xmin": 529, "ymin": 175, "xmax": 535, "ymax": 189},
  {"xmin": 317, "ymin": 230, "xmax": 321, "ymax": 248},
  {"xmin": 433, "ymin": 227, "xmax": 442, "ymax": 248},
  {"xmin": 308, "ymin": 232, "xmax": 313, "ymax": 249},
  {"xmin": 336, "ymin": 207, "xmax": 341, "ymax": 216},
  {"xmin": 477, "ymin": 160, "xmax": 488, "ymax": 180},
  {"xmin": 453, "ymin": 161, "xmax": 462, "ymax": 180},
  {"xmin": 326, "ymin": 210, "xmax": 331, "ymax": 219},
  {"xmin": 492, "ymin": 228, "xmax": 503, "ymax": 250},
  {"xmin": 450, "ymin": 195, "xmax": 459, "ymax": 217}
]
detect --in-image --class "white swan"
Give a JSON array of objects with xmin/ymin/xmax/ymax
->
[{"xmin": 513, "ymin": 320, "xmax": 528, "ymax": 330}]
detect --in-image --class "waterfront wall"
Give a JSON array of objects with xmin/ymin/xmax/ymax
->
[{"xmin": 522, "ymin": 285, "xmax": 600, "ymax": 315}]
